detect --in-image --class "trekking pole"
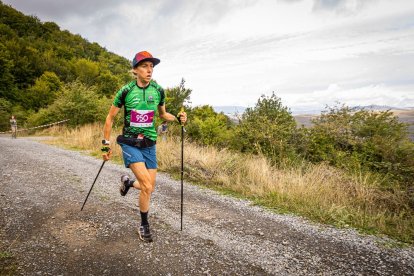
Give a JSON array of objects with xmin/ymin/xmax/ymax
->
[
  {"xmin": 180, "ymin": 106, "xmax": 185, "ymax": 231},
  {"xmin": 81, "ymin": 160, "xmax": 106, "ymax": 211}
]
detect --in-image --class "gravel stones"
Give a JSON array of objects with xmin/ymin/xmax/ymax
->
[{"xmin": 0, "ymin": 137, "xmax": 413, "ymax": 275}]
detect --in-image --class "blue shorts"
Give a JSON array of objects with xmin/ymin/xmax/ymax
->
[{"xmin": 119, "ymin": 143, "xmax": 157, "ymax": 169}]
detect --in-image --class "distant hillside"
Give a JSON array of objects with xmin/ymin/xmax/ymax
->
[
  {"xmin": 294, "ymin": 114, "xmax": 316, "ymax": 127},
  {"xmin": 213, "ymin": 106, "xmax": 246, "ymax": 115},
  {"xmin": 213, "ymin": 105, "xmax": 414, "ymax": 141},
  {"xmin": 391, "ymin": 108, "xmax": 414, "ymax": 141},
  {"xmin": 0, "ymin": 2, "xmax": 131, "ymax": 130},
  {"xmin": 213, "ymin": 105, "xmax": 411, "ymax": 116},
  {"xmin": 293, "ymin": 107, "xmax": 414, "ymax": 141},
  {"xmin": 351, "ymin": 105, "xmax": 409, "ymax": 111}
]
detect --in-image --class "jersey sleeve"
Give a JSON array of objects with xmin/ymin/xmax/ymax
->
[
  {"xmin": 158, "ymin": 88, "xmax": 165, "ymax": 106},
  {"xmin": 112, "ymin": 85, "xmax": 128, "ymax": 108}
]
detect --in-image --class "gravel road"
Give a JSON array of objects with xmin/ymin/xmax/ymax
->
[{"xmin": 1, "ymin": 137, "xmax": 413, "ymax": 275}]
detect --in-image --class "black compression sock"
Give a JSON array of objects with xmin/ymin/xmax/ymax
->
[
  {"xmin": 128, "ymin": 179, "xmax": 135, "ymax": 187},
  {"xmin": 140, "ymin": 211, "xmax": 149, "ymax": 226}
]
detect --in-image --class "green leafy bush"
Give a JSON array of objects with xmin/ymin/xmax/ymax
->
[
  {"xmin": 23, "ymin": 71, "xmax": 62, "ymax": 111},
  {"xmin": 231, "ymin": 92, "xmax": 298, "ymax": 165},
  {"xmin": 185, "ymin": 105, "xmax": 233, "ymax": 147},
  {"xmin": 302, "ymin": 105, "xmax": 414, "ymax": 188},
  {"xmin": 165, "ymin": 78, "xmax": 191, "ymax": 117},
  {"xmin": 27, "ymin": 81, "xmax": 110, "ymax": 127}
]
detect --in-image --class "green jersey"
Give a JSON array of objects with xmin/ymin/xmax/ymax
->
[{"xmin": 113, "ymin": 80, "xmax": 165, "ymax": 141}]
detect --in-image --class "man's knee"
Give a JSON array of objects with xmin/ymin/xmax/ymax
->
[{"xmin": 140, "ymin": 180, "xmax": 153, "ymax": 193}]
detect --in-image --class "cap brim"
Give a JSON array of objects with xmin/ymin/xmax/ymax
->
[{"xmin": 136, "ymin": 58, "xmax": 160, "ymax": 67}]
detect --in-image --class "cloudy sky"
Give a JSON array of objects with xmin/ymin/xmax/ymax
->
[{"xmin": 3, "ymin": 0, "xmax": 414, "ymax": 113}]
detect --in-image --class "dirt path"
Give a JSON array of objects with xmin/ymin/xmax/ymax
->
[{"xmin": 1, "ymin": 137, "xmax": 413, "ymax": 275}]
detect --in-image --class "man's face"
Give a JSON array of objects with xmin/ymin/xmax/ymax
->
[{"xmin": 133, "ymin": 61, "xmax": 154, "ymax": 83}]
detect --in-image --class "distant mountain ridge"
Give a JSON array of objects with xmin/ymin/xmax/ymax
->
[
  {"xmin": 351, "ymin": 105, "xmax": 411, "ymax": 111},
  {"xmin": 213, "ymin": 105, "xmax": 414, "ymax": 116},
  {"xmin": 213, "ymin": 106, "xmax": 246, "ymax": 115}
]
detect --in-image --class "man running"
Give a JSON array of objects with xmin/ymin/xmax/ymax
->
[
  {"xmin": 10, "ymin": 115, "xmax": 17, "ymax": 138},
  {"xmin": 102, "ymin": 51, "xmax": 187, "ymax": 242}
]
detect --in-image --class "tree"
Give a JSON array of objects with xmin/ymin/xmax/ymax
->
[
  {"xmin": 96, "ymin": 71, "xmax": 121, "ymax": 97},
  {"xmin": 186, "ymin": 105, "xmax": 232, "ymax": 147},
  {"xmin": 304, "ymin": 104, "xmax": 414, "ymax": 187},
  {"xmin": 0, "ymin": 2, "xmax": 134, "ymax": 127},
  {"xmin": 73, "ymin": 58, "xmax": 99, "ymax": 86},
  {"xmin": 24, "ymin": 71, "xmax": 62, "ymax": 110},
  {"xmin": 27, "ymin": 81, "xmax": 107, "ymax": 127},
  {"xmin": 42, "ymin": 21, "xmax": 60, "ymax": 33},
  {"xmin": 0, "ymin": 44, "xmax": 16, "ymax": 100},
  {"xmin": 6, "ymin": 41, "xmax": 46, "ymax": 90},
  {"xmin": 232, "ymin": 92, "xmax": 297, "ymax": 165},
  {"xmin": 0, "ymin": 98, "xmax": 12, "ymax": 131},
  {"xmin": 165, "ymin": 78, "xmax": 191, "ymax": 116}
]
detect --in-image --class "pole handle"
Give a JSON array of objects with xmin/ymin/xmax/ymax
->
[{"xmin": 179, "ymin": 106, "xmax": 185, "ymax": 126}]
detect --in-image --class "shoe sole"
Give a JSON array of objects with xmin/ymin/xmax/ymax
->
[
  {"xmin": 137, "ymin": 229, "xmax": 153, "ymax": 243},
  {"xmin": 119, "ymin": 185, "xmax": 129, "ymax": 196},
  {"xmin": 120, "ymin": 175, "xmax": 130, "ymax": 196}
]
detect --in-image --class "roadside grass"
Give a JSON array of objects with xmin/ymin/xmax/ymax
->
[
  {"xmin": 36, "ymin": 123, "xmax": 414, "ymax": 244},
  {"xmin": 36, "ymin": 124, "xmax": 124, "ymax": 165}
]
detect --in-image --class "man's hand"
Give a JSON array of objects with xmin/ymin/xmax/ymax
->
[
  {"xmin": 177, "ymin": 111, "xmax": 187, "ymax": 125},
  {"xmin": 102, "ymin": 146, "xmax": 112, "ymax": 161}
]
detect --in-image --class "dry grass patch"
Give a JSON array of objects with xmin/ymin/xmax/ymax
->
[
  {"xmin": 158, "ymin": 136, "xmax": 413, "ymax": 243},
  {"xmin": 36, "ymin": 124, "xmax": 414, "ymax": 244}
]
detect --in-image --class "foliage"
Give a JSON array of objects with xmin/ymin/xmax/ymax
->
[
  {"xmin": 165, "ymin": 78, "xmax": 191, "ymax": 117},
  {"xmin": 23, "ymin": 71, "xmax": 62, "ymax": 111},
  {"xmin": 73, "ymin": 58, "xmax": 99, "ymax": 86},
  {"xmin": 232, "ymin": 92, "xmax": 298, "ymax": 165},
  {"xmin": 0, "ymin": 42, "xmax": 16, "ymax": 100},
  {"xmin": 185, "ymin": 105, "xmax": 233, "ymax": 147},
  {"xmin": 0, "ymin": 1, "xmax": 130, "ymax": 126},
  {"xmin": 301, "ymin": 105, "xmax": 414, "ymax": 188},
  {"xmin": 0, "ymin": 97, "xmax": 12, "ymax": 130},
  {"xmin": 96, "ymin": 71, "xmax": 121, "ymax": 97},
  {"xmin": 27, "ymin": 81, "xmax": 110, "ymax": 127}
]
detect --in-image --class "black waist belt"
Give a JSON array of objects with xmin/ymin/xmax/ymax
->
[{"xmin": 117, "ymin": 135, "xmax": 156, "ymax": 148}]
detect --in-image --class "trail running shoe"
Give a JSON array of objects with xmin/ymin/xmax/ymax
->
[
  {"xmin": 138, "ymin": 224, "xmax": 153, "ymax": 242},
  {"xmin": 120, "ymin": 175, "xmax": 132, "ymax": 196}
]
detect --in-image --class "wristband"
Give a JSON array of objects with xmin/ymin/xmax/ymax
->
[{"xmin": 101, "ymin": 146, "xmax": 111, "ymax": 153}]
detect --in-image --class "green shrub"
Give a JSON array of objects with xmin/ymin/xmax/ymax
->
[
  {"xmin": 303, "ymin": 105, "xmax": 414, "ymax": 189},
  {"xmin": 165, "ymin": 78, "xmax": 192, "ymax": 117},
  {"xmin": 185, "ymin": 105, "xmax": 233, "ymax": 147},
  {"xmin": 23, "ymin": 71, "xmax": 62, "ymax": 111},
  {"xmin": 231, "ymin": 92, "xmax": 298, "ymax": 165},
  {"xmin": 27, "ymin": 81, "xmax": 111, "ymax": 127}
]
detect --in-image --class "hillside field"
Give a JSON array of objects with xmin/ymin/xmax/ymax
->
[{"xmin": 294, "ymin": 108, "xmax": 414, "ymax": 141}]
